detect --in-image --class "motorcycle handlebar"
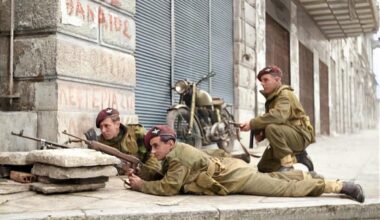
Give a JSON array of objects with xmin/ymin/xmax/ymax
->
[{"xmin": 196, "ymin": 71, "xmax": 215, "ymax": 86}]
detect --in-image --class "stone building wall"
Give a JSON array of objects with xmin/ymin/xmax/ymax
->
[{"xmin": 0, "ymin": 0, "xmax": 138, "ymax": 151}]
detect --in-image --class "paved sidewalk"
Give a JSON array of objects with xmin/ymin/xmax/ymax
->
[{"xmin": 0, "ymin": 129, "xmax": 379, "ymax": 220}]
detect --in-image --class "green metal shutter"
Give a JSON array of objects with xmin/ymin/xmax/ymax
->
[
  {"xmin": 135, "ymin": 0, "xmax": 171, "ymax": 128},
  {"xmin": 211, "ymin": 0, "xmax": 234, "ymax": 105}
]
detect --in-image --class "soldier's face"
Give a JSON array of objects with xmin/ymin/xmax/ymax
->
[
  {"xmin": 150, "ymin": 136, "xmax": 174, "ymax": 160},
  {"xmin": 260, "ymin": 74, "xmax": 281, "ymax": 94},
  {"xmin": 99, "ymin": 117, "xmax": 121, "ymax": 140}
]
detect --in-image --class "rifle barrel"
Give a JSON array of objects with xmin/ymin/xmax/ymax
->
[{"xmin": 11, "ymin": 131, "xmax": 69, "ymax": 149}]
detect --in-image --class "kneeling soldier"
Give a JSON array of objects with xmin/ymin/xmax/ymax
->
[{"xmin": 128, "ymin": 125, "xmax": 364, "ymax": 203}]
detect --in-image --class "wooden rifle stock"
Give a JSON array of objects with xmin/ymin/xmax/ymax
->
[{"xmin": 62, "ymin": 130, "xmax": 142, "ymax": 173}]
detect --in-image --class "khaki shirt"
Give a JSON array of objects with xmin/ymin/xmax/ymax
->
[
  {"xmin": 141, "ymin": 142, "xmax": 256, "ymax": 196},
  {"xmin": 250, "ymin": 85, "xmax": 315, "ymax": 143}
]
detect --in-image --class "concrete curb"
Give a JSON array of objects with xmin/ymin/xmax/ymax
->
[{"xmin": 1, "ymin": 199, "xmax": 379, "ymax": 220}]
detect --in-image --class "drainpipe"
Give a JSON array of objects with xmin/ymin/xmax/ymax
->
[
  {"xmin": 170, "ymin": 0, "xmax": 175, "ymax": 105},
  {"xmin": 208, "ymin": 0, "xmax": 212, "ymax": 93},
  {"xmin": 1, "ymin": 0, "xmax": 20, "ymax": 105}
]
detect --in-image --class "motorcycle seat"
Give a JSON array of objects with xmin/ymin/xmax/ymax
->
[{"xmin": 212, "ymin": 98, "xmax": 224, "ymax": 106}]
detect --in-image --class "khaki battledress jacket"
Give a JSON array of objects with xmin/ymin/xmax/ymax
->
[
  {"xmin": 98, "ymin": 124, "xmax": 162, "ymax": 180},
  {"xmin": 140, "ymin": 142, "xmax": 325, "ymax": 197},
  {"xmin": 250, "ymin": 85, "xmax": 315, "ymax": 144}
]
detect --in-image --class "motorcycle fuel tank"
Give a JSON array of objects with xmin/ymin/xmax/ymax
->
[{"xmin": 196, "ymin": 89, "xmax": 213, "ymax": 107}]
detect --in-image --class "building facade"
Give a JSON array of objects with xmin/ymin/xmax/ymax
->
[{"xmin": 0, "ymin": 0, "xmax": 378, "ymax": 151}]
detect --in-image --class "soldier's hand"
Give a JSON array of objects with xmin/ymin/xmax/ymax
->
[
  {"xmin": 254, "ymin": 130, "xmax": 265, "ymax": 142},
  {"xmin": 239, "ymin": 122, "xmax": 251, "ymax": 131},
  {"xmin": 129, "ymin": 173, "xmax": 143, "ymax": 191}
]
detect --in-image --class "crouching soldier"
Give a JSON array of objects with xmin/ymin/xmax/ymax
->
[
  {"xmin": 128, "ymin": 125, "xmax": 364, "ymax": 203},
  {"xmin": 88, "ymin": 108, "xmax": 162, "ymax": 180}
]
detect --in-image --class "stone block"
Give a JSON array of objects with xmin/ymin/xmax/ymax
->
[
  {"xmin": 13, "ymin": 35, "xmax": 57, "ymax": 78},
  {"xmin": 0, "ymin": 112, "xmax": 38, "ymax": 152},
  {"xmin": 235, "ymin": 87, "xmax": 255, "ymax": 110},
  {"xmin": 244, "ymin": 1, "xmax": 256, "ymax": 26},
  {"xmin": 1, "ymin": 0, "xmax": 136, "ymax": 47},
  {"xmin": 245, "ymin": 23, "xmax": 256, "ymax": 48},
  {"xmin": 57, "ymin": 80, "xmax": 135, "ymax": 113},
  {"xmin": 59, "ymin": 0, "xmax": 99, "ymax": 41},
  {"xmin": 0, "ymin": 0, "xmax": 59, "ymax": 32},
  {"xmin": 34, "ymin": 81, "xmax": 58, "ymax": 111},
  {"xmin": 26, "ymin": 148, "xmax": 121, "ymax": 167},
  {"xmin": 32, "ymin": 163, "xmax": 117, "ymax": 179},
  {"xmin": 56, "ymin": 36, "xmax": 136, "ymax": 86},
  {"xmin": 30, "ymin": 182, "xmax": 105, "ymax": 194},
  {"xmin": 234, "ymin": 65, "xmax": 249, "ymax": 88},
  {"xmin": 247, "ymin": 0, "xmax": 256, "ymax": 7},
  {"xmin": 233, "ymin": 42, "xmax": 255, "ymax": 69},
  {"xmin": 0, "ymin": 152, "xmax": 32, "ymax": 165},
  {"xmin": 14, "ymin": 35, "xmax": 136, "ymax": 84},
  {"xmin": 99, "ymin": 6, "xmax": 135, "ymax": 51},
  {"xmin": 97, "ymin": 0, "xmax": 136, "ymax": 14}
]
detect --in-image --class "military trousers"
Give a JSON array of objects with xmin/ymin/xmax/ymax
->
[
  {"xmin": 258, "ymin": 124, "xmax": 310, "ymax": 172},
  {"xmin": 240, "ymin": 170, "xmax": 325, "ymax": 197}
]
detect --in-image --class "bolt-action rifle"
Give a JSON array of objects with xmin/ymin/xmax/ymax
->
[
  {"xmin": 62, "ymin": 130, "xmax": 142, "ymax": 174},
  {"xmin": 11, "ymin": 130, "xmax": 70, "ymax": 149}
]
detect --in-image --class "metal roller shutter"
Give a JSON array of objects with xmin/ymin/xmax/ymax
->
[
  {"xmin": 135, "ymin": 1, "xmax": 172, "ymax": 129},
  {"xmin": 211, "ymin": 0, "xmax": 234, "ymax": 105},
  {"xmin": 174, "ymin": 1, "xmax": 210, "ymax": 91},
  {"xmin": 135, "ymin": 1, "xmax": 234, "ymax": 128}
]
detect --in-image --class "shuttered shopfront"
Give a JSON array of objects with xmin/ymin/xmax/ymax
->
[
  {"xmin": 135, "ymin": 1, "xmax": 233, "ymax": 129},
  {"xmin": 299, "ymin": 42, "xmax": 315, "ymax": 129},
  {"xmin": 319, "ymin": 60, "xmax": 330, "ymax": 135},
  {"xmin": 265, "ymin": 14, "xmax": 290, "ymax": 85}
]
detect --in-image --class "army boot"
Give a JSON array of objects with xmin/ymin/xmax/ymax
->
[
  {"xmin": 232, "ymin": 153, "xmax": 251, "ymax": 163},
  {"xmin": 341, "ymin": 181, "xmax": 365, "ymax": 203},
  {"xmin": 296, "ymin": 151, "xmax": 314, "ymax": 171},
  {"xmin": 278, "ymin": 154, "xmax": 294, "ymax": 172}
]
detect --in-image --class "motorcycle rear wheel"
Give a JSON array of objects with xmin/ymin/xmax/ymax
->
[{"xmin": 167, "ymin": 108, "xmax": 203, "ymax": 149}]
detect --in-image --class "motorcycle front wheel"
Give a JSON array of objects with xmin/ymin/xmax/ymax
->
[{"xmin": 167, "ymin": 108, "xmax": 203, "ymax": 149}]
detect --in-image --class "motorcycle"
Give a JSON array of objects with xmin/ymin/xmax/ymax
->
[{"xmin": 166, "ymin": 72, "xmax": 238, "ymax": 152}]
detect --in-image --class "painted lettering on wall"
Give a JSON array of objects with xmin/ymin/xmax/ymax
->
[
  {"xmin": 58, "ymin": 82, "xmax": 135, "ymax": 113},
  {"xmin": 57, "ymin": 40, "xmax": 136, "ymax": 86},
  {"xmin": 62, "ymin": 0, "xmax": 133, "ymax": 41}
]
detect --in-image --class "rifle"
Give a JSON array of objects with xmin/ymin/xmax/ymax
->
[
  {"xmin": 11, "ymin": 130, "xmax": 70, "ymax": 149},
  {"xmin": 62, "ymin": 130, "xmax": 142, "ymax": 174}
]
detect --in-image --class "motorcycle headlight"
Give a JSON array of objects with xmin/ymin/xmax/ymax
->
[{"xmin": 174, "ymin": 80, "xmax": 189, "ymax": 94}]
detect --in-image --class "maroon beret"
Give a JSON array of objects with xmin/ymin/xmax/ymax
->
[
  {"xmin": 96, "ymin": 108, "xmax": 120, "ymax": 128},
  {"xmin": 257, "ymin": 65, "xmax": 283, "ymax": 81},
  {"xmin": 144, "ymin": 125, "xmax": 176, "ymax": 151}
]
